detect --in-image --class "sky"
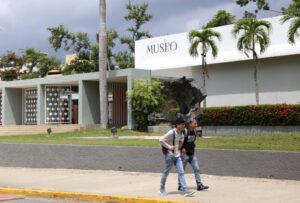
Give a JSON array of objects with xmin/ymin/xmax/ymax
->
[{"xmin": 0, "ymin": 0, "xmax": 292, "ymax": 62}]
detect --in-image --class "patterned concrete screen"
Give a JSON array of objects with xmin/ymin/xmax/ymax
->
[
  {"xmin": 25, "ymin": 88, "xmax": 37, "ymax": 125},
  {"xmin": 45, "ymin": 85, "xmax": 72, "ymax": 124}
]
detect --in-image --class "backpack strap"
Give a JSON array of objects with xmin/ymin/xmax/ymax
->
[
  {"xmin": 183, "ymin": 128, "xmax": 188, "ymax": 139},
  {"xmin": 172, "ymin": 130, "xmax": 175, "ymax": 146}
]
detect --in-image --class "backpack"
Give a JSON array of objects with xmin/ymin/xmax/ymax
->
[{"xmin": 161, "ymin": 130, "xmax": 175, "ymax": 155}]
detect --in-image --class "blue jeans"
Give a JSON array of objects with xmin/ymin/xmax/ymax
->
[
  {"xmin": 160, "ymin": 153, "xmax": 188, "ymax": 192},
  {"xmin": 179, "ymin": 154, "xmax": 202, "ymax": 187}
]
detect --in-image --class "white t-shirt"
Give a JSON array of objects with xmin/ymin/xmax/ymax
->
[{"xmin": 160, "ymin": 128, "xmax": 184, "ymax": 156}]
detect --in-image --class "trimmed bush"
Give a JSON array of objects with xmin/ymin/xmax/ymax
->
[{"xmin": 201, "ymin": 104, "xmax": 300, "ymax": 126}]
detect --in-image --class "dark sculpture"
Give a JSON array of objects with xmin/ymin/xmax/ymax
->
[{"xmin": 149, "ymin": 77, "xmax": 207, "ymax": 124}]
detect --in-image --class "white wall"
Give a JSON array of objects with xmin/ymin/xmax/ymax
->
[
  {"xmin": 152, "ymin": 55, "xmax": 300, "ymax": 107},
  {"xmin": 136, "ymin": 15, "xmax": 300, "ymax": 107}
]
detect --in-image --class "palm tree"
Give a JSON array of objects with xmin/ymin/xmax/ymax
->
[
  {"xmin": 232, "ymin": 18, "xmax": 271, "ymax": 105},
  {"xmin": 281, "ymin": 0, "xmax": 300, "ymax": 44},
  {"xmin": 204, "ymin": 10, "xmax": 236, "ymax": 28},
  {"xmin": 99, "ymin": 0, "xmax": 108, "ymax": 128},
  {"xmin": 188, "ymin": 29, "xmax": 221, "ymax": 107}
]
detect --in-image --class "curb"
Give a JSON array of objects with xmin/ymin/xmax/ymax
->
[{"xmin": 0, "ymin": 187, "xmax": 202, "ymax": 203}]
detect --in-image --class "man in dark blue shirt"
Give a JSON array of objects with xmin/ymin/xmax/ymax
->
[{"xmin": 178, "ymin": 119, "xmax": 209, "ymax": 191}]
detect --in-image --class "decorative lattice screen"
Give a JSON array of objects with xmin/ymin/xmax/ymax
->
[
  {"xmin": 25, "ymin": 88, "xmax": 37, "ymax": 125},
  {"xmin": 45, "ymin": 85, "xmax": 71, "ymax": 124}
]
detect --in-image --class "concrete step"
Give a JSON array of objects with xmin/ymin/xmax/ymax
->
[{"xmin": 0, "ymin": 124, "xmax": 86, "ymax": 136}]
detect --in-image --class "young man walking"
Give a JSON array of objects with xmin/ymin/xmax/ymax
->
[
  {"xmin": 178, "ymin": 119, "xmax": 209, "ymax": 191},
  {"xmin": 159, "ymin": 117, "xmax": 195, "ymax": 197}
]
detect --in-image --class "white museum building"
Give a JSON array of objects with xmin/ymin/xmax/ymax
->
[
  {"xmin": 135, "ymin": 16, "xmax": 300, "ymax": 107},
  {"xmin": 0, "ymin": 16, "xmax": 299, "ymax": 132}
]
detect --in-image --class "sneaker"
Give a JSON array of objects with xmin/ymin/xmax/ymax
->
[
  {"xmin": 159, "ymin": 189, "xmax": 168, "ymax": 196},
  {"xmin": 183, "ymin": 190, "xmax": 195, "ymax": 197},
  {"xmin": 178, "ymin": 185, "xmax": 183, "ymax": 191},
  {"xmin": 197, "ymin": 184, "xmax": 209, "ymax": 191}
]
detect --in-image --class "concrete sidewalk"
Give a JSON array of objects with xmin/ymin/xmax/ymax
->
[{"xmin": 0, "ymin": 167, "xmax": 299, "ymax": 203}]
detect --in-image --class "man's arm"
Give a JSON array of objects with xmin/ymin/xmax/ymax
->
[{"xmin": 159, "ymin": 130, "xmax": 174, "ymax": 150}]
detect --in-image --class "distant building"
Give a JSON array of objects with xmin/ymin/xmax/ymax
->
[{"xmin": 65, "ymin": 54, "xmax": 77, "ymax": 65}]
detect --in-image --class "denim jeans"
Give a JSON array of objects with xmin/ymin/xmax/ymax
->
[
  {"xmin": 179, "ymin": 154, "xmax": 202, "ymax": 187},
  {"xmin": 160, "ymin": 153, "xmax": 188, "ymax": 192}
]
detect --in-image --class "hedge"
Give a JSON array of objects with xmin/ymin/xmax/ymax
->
[{"xmin": 201, "ymin": 104, "xmax": 300, "ymax": 126}]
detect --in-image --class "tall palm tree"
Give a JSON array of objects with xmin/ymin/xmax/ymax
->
[
  {"xmin": 188, "ymin": 29, "xmax": 221, "ymax": 107},
  {"xmin": 232, "ymin": 18, "xmax": 271, "ymax": 105},
  {"xmin": 281, "ymin": 0, "xmax": 300, "ymax": 44},
  {"xmin": 99, "ymin": 0, "xmax": 108, "ymax": 128}
]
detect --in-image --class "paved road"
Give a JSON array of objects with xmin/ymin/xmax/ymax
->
[{"xmin": 0, "ymin": 143, "xmax": 299, "ymax": 180}]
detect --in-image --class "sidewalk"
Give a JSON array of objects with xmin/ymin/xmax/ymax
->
[{"xmin": 0, "ymin": 167, "xmax": 299, "ymax": 203}]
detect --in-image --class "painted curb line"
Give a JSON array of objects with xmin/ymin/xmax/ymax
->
[{"xmin": 0, "ymin": 187, "xmax": 203, "ymax": 203}]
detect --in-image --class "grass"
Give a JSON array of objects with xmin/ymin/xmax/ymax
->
[
  {"xmin": 0, "ymin": 129, "xmax": 160, "ymax": 147},
  {"xmin": 197, "ymin": 133, "xmax": 300, "ymax": 152},
  {"xmin": 0, "ymin": 129, "xmax": 299, "ymax": 152}
]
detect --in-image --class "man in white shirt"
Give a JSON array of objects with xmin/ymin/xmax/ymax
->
[{"xmin": 159, "ymin": 117, "xmax": 195, "ymax": 197}]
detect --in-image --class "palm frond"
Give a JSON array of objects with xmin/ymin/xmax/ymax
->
[{"xmin": 288, "ymin": 18, "xmax": 300, "ymax": 44}]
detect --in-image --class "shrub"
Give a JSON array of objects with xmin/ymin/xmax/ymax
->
[
  {"xmin": 127, "ymin": 79, "xmax": 166, "ymax": 131},
  {"xmin": 201, "ymin": 104, "xmax": 300, "ymax": 126}
]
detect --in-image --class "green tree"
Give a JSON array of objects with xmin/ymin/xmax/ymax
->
[
  {"xmin": 188, "ymin": 29, "xmax": 221, "ymax": 107},
  {"xmin": 23, "ymin": 48, "xmax": 47, "ymax": 73},
  {"xmin": 116, "ymin": 0, "xmax": 152, "ymax": 69},
  {"xmin": 47, "ymin": 24, "xmax": 98, "ymax": 74},
  {"xmin": 48, "ymin": 24, "xmax": 90, "ymax": 53},
  {"xmin": 107, "ymin": 29, "xmax": 118, "ymax": 69},
  {"xmin": 48, "ymin": 25, "xmax": 118, "ymax": 73},
  {"xmin": 232, "ymin": 18, "xmax": 272, "ymax": 105},
  {"xmin": 62, "ymin": 51, "xmax": 97, "ymax": 75},
  {"xmin": 236, "ymin": 0, "xmax": 270, "ymax": 18},
  {"xmin": 204, "ymin": 10, "xmax": 236, "ymax": 28},
  {"xmin": 37, "ymin": 56, "xmax": 61, "ymax": 77},
  {"xmin": 281, "ymin": 0, "xmax": 300, "ymax": 44},
  {"xmin": 99, "ymin": 0, "xmax": 108, "ymax": 129},
  {"xmin": 114, "ymin": 51, "xmax": 134, "ymax": 69},
  {"xmin": 96, "ymin": 29, "xmax": 119, "ymax": 70},
  {"xmin": 127, "ymin": 79, "xmax": 165, "ymax": 131},
  {"xmin": 0, "ymin": 51, "xmax": 25, "ymax": 71},
  {"xmin": 0, "ymin": 51, "xmax": 25, "ymax": 80},
  {"xmin": 0, "ymin": 69, "xmax": 18, "ymax": 81}
]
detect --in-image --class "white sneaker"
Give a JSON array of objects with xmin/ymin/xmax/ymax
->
[
  {"xmin": 183, "ymin": 190, "xmax": 195, "ymax": 197},
  {"xmin": 159, "ymin": 189, "xmax": 168, "ymax": 196}
]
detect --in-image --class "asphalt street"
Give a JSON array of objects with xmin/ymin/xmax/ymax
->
[{"xmin": 0, "ymin": 143, "xmax": 299, "ymax": 180}]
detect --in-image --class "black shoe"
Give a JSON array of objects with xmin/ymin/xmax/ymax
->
[
  {"xmin": 197, "ymin": 184, "xmax": 209, "ymax": 191},
  {"xmin": 178, "ymin": 186, "xmax": 183, "ymax": 191}
]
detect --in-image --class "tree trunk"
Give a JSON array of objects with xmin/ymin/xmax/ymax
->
[
  {"xmin": 253, "ymin": 56, "xmax": 259, "ymax": 105},
  {"xmin": 202, "ymin": 55, "xmax": 207, "ymax": 108},
  {"xmin": 252, "ymin": 39, "xmax": 259, "ymax": 105},
  {"xmin": 99, "ymin": 0, "xmax": 108, "ymax": 128}
]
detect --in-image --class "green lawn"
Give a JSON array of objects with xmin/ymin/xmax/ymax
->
[
  {"xmin": 0, "ymin": 129, "xmax": 299, "ymax": 152},
  {"xmin": 197, "ymin": 133, "xmax": 300, "ymax": 152}
]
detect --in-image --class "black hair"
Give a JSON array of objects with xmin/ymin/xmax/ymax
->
[{"xmin": 174, "ymin": 117, "xmax": 185, "ymax": 127}]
